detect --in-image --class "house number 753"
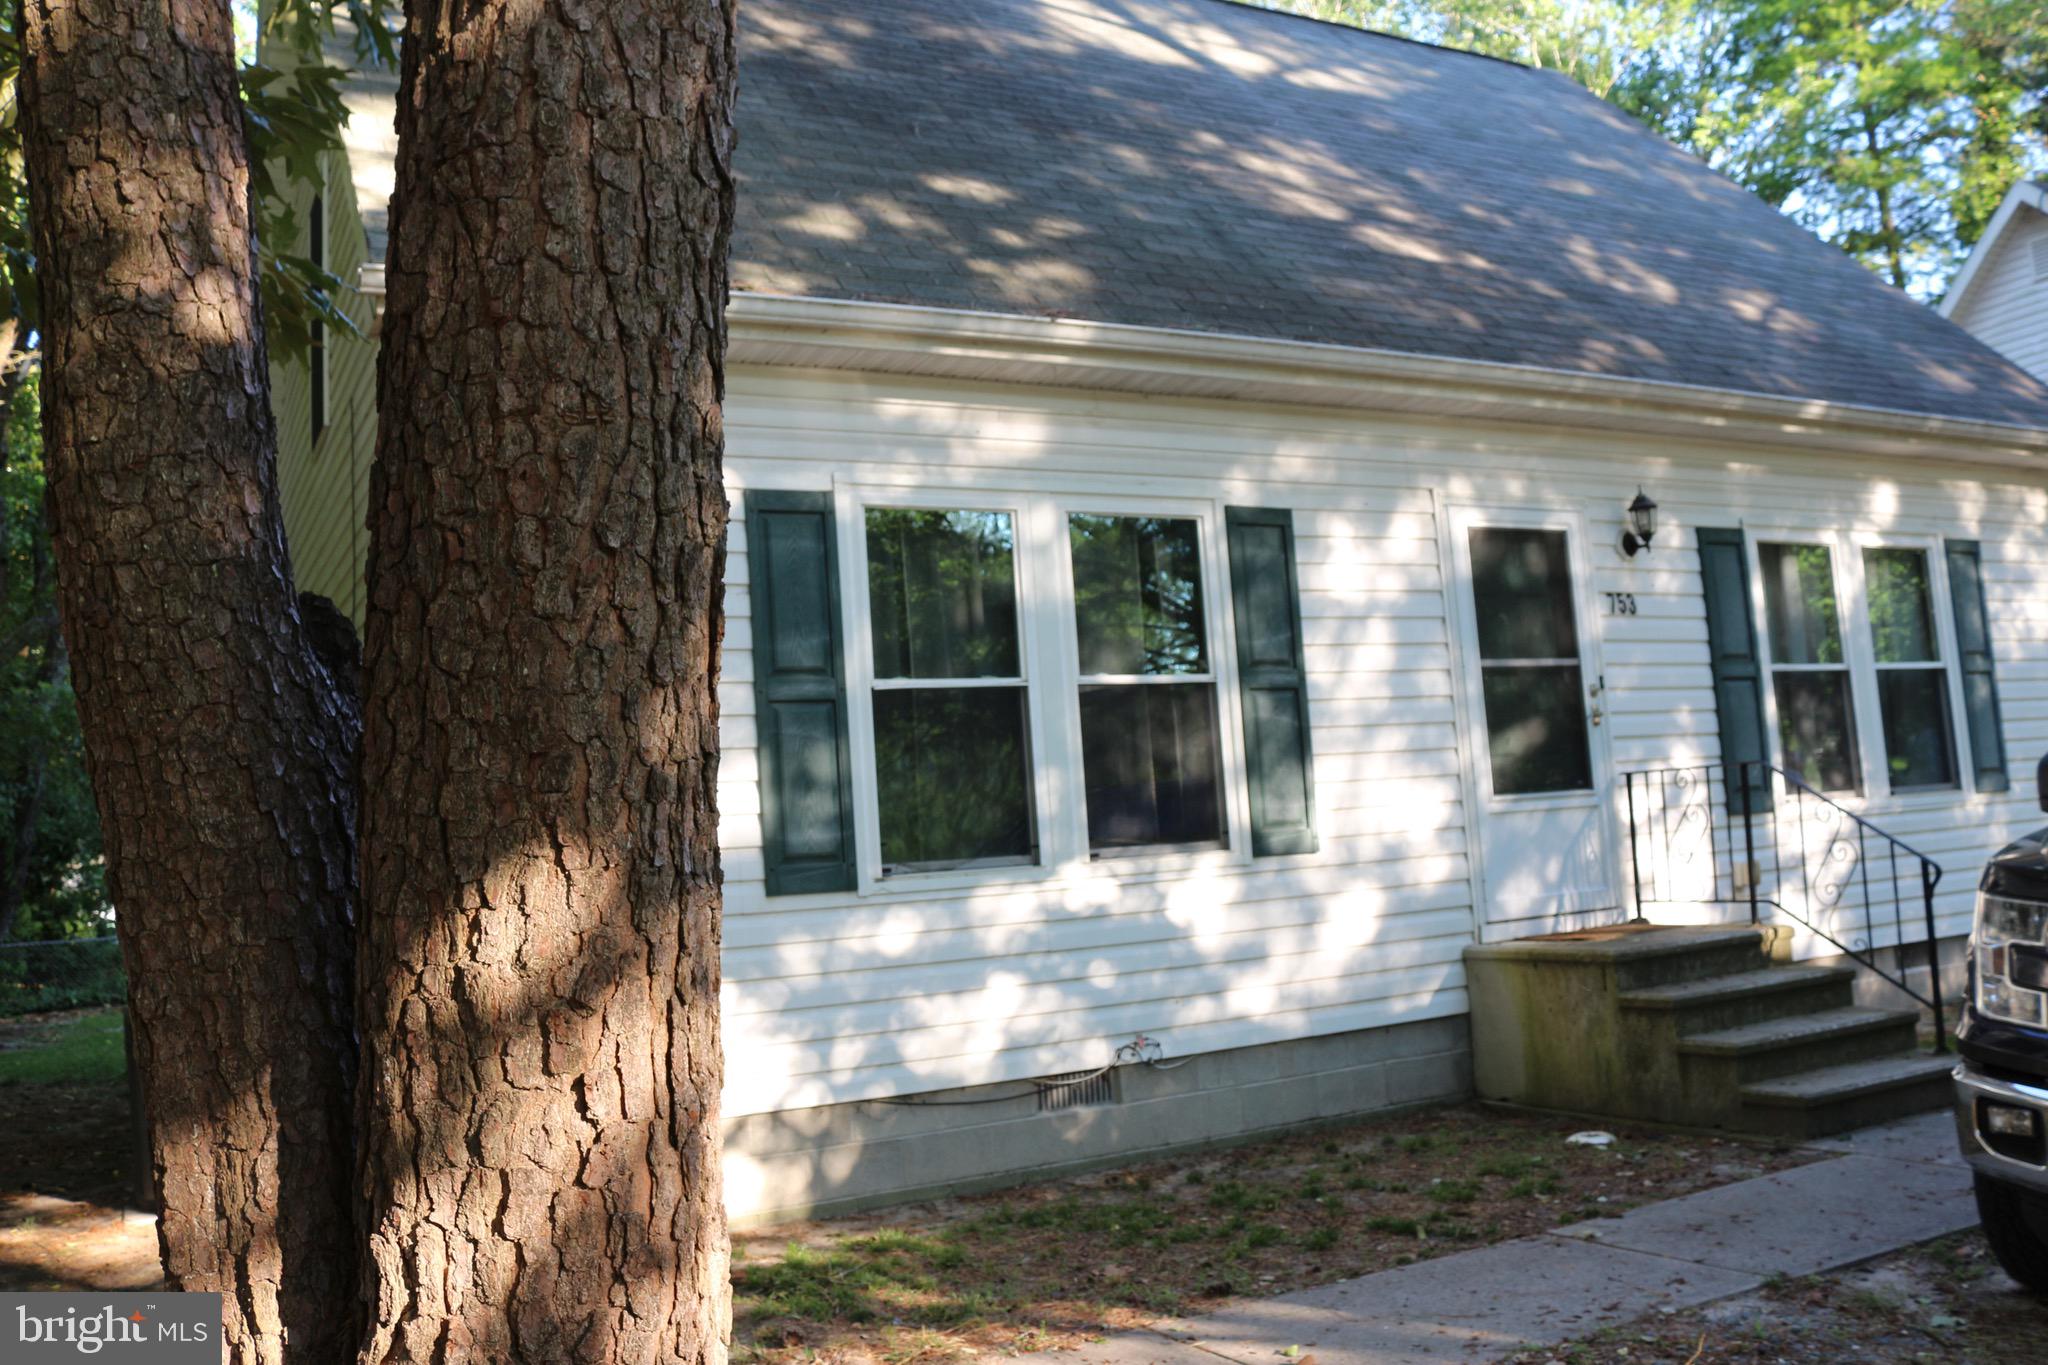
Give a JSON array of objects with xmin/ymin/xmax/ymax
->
[{"xmin": 1604, "ymin": 592, "xmax": 1638, "ymax": 616}]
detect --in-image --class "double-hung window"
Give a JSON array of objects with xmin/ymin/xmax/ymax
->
[
  {"xmin": 1759, "ymin": 541, "xmax": 1860, "ymax": 794},
  {"xmin": 1751, "ymin": 534, "xmax": 1982, "ymax": 800},
  {"xmin": 1069, "ymin": 513, "xmax": 1225, "ymax": 853},
  {"xmin": 1861, "ymin": 546, "xmax": 1958, "ymax": 791},
  {"xmin": 864, "ymin": 507, "xmax": 1036, "ymax": 874},
  {"xmin": 748, "ymin": 487, "xmax": 1317, "ymax": 896}
]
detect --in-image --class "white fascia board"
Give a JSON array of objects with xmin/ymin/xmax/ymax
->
[
  {"xmin": 1940, "ymin": 180, "xmax": 2048, "ymax": 320},
  {"xmin": 727, "ymin": 292, "xmax": 2048, "ymax": 469}
]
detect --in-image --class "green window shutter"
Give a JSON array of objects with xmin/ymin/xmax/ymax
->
[
  {"xmin": 1226, "ymin": 507, "xmax": 1317, "ymax": 856},
  {"xmin": 1945, "ymin": 539, "xmax": 2009, "ymax": 793},
  {"xmin": 746, "ymin": 491, "xmax": 856, "ymax": 894},
  {"xmin": 1696, "ymin": 528, "xmax": 1771, "ymax": 812}
]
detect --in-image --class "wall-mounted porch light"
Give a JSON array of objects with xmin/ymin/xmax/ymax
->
[{"xmin": 1620, "ymin": 488, "xmax": 1658, "ymax": 558}]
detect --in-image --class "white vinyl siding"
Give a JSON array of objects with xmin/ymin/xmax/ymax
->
[
  {"xmin": 713, "ymin": 367, "xmax": 2048, "ymax": 1118},
  {"xmin": 271, "ymin": 333, "xmax": 2048, "ymax": 1122},
  {"xmin": 1950, "ymin": 208, "xmax": 2048, "ymax": 385}
]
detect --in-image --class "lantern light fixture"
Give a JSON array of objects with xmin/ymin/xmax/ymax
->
[{"xmin": 1621, "ymin": 488, "xmax": 1658, "ymax": 558}]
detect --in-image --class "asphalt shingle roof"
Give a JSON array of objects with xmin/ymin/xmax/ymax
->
[{"xmin": 732, "ymin": 0, "xmax": 2048, "ymax": 428}]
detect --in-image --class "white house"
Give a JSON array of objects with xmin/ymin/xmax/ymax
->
[
  {"xmin": 1943, "ymin": 179, "xmax": 2048, "ymax": 385},
  {"xmin": 273, "ymin": 0, "xmax": 2048, "ymax": 1222}
]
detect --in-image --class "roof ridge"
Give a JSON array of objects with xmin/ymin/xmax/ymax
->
[{"xmin": 1202, "ymin": 0, "xmax": 1543, "ymax": 76}]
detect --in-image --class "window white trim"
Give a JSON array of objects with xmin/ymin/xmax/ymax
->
[
  {"xmin": 868, "ymin": 675, "xmax": 1021, "ymax": 691},
  {"xmin": 1749, "ymin": 531, "xmax": 1866, "ymax": 798},
  {"xmin": 1050, "ymin": 493, "xmax": 1253, "ymax": 872},
  {"xmin": 1745, "ymin": 527, "xmax": 1977, "ymax": 805},
  {"xmin": 832, "ymin": 477, "xmax": 1253, "ymax": 897},
  {"xmin": 1844, "ymin": 530, "xmax": 1973, "ymax": 797}
]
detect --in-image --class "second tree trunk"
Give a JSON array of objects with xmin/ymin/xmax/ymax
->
[{"xmin": 356, "ymin": 1, "xmax": 737, "ymax": 1361}]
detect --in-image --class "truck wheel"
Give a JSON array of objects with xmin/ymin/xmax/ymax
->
[{"xmin": 1976, "ymin": 1173, "xmax": 2048, "ymax": 1294}]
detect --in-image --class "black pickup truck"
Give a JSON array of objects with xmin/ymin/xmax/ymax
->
[{"xmin": 1954, "ymin": 758, "xmax": 2048, "ymax": 1292}]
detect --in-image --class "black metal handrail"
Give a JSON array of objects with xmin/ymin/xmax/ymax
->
[{"xmin": 1622, "ymin": 760, "xmax": 1948, "ymax": 1051}]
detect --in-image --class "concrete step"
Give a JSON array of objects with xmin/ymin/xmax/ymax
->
[
  {"xmin": 1618, "ymin": 964, "xmax": 1859, "ymax": 1034},
  {"xmin": 1466, "ymin": 925, "xmax": 1769, "ymax": 992},
  {"xmin": 1736, "ymin": 1052, "xmax": 1955, "ymax": 1139},
  {"xmin": 1603, "ymin": 926, "xmax": 1773, "ymax": 991},
  {"xmin": 1677, "ymin": 1006, "xmax": 1922, "ymax": 1084}
]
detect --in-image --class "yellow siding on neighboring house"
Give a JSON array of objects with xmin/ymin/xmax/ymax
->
[{"xmin": 267, "ymin": 147, "xmax": 377, "ymax": 628}]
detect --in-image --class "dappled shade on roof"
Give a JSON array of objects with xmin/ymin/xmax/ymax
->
[{"xmin": 731, "ymin": 0, "xmax": 2048, "ymax": 428}]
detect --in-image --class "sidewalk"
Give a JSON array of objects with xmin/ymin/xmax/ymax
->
[{"xmin": 1026, "ymin": 1111, "xmax": 1975, "ymax": 1365}]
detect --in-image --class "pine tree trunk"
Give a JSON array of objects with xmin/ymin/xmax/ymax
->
[
  {"xmin": 355, "ymin": 0, "xmax": 736, "ymax": 1359},
  {"xmin": 15, "ymin": 0, "xmax": 361, "ymax": 1359}
]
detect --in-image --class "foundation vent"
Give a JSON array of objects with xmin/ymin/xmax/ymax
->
[{"xmin": 1037, "ymin": 1068, "xmax": 1118, "ymax": 1113}]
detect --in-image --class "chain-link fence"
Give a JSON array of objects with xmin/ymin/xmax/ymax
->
[{"xmin": 0, "ymin": 934, "xmax": 125, "ymax": 1015}]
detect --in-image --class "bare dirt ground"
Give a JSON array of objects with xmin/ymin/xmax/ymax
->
[
  {"xmin": 1504, "ymin": 1231, "xmax": 2046, "ymax": 1365},
  {"xmin": 0, "ymin": 1193, "xmax": 160, "ymax": 1293},
  {"xmin": 729, "ymin": 1105, "xmax": 1819, "ymax": 1365}
]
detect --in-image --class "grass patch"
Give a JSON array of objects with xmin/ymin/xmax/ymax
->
[
  {"xmin": 1206, "ymin": 1181, "xmax": 1285, "ymax": 1214},
  {"xmin": 0, "ymin": 1008, "xmax": 125, "ymax": 1087},
  {"xmin": 734, "ymin": 1237, "xmax": 994, "ymax": 1331}
]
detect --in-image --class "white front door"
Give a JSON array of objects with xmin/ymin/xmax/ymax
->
[{"xmin": 1450, "ymin": 508, "xmax": 1620, "ymax": 929}]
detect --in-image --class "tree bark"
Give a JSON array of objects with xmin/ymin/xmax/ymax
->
[
  {"xmin": 16, "ymin": 1, "xmax": 360, "ymax": 1359},
  {"xmin": 1860, "ymin": 115, "xmax": 1908, "ymax": 291},
  {"xmin": 355, "ymin": 0, "xmax": 735, "ymax": 1359}
]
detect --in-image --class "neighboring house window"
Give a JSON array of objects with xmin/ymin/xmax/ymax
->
[
  {"xmin": 1759, "ymin": 541, "xmax": 1860, "ymax": 794},
  {"xmin": 745, "ymin": 489, "xmax": 1316, "ymax": 896},
  {"xmin": 865, "ymin": 507, "xmax": 1035, "ymax": 874},
  {"xmin": 1862, "ymin": 547, "xmax": 1957, "ymax": 791},
  {"xmin": 309, "ymin": 192, "xmax": 328, "ymax": 446}
]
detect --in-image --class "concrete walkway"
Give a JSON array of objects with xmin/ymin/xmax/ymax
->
[{"xmin": 1028, "ymin": 1111, "xmax": 1975, "ymax": 1365}]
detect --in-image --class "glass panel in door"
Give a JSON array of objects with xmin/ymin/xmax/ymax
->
[{"xmin": 1468, "ymin": 528, "xmax": 1593, "ymax": 796}]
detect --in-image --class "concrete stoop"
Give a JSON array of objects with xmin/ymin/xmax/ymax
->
[{"xmin": 1464, "ymin": 924, "xmax": 1951, "ymax": 1137}]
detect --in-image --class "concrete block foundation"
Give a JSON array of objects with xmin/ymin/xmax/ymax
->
[{"xmin": 721, "ymin": 1015, "xmax": 1472, "ymax": 1225}]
